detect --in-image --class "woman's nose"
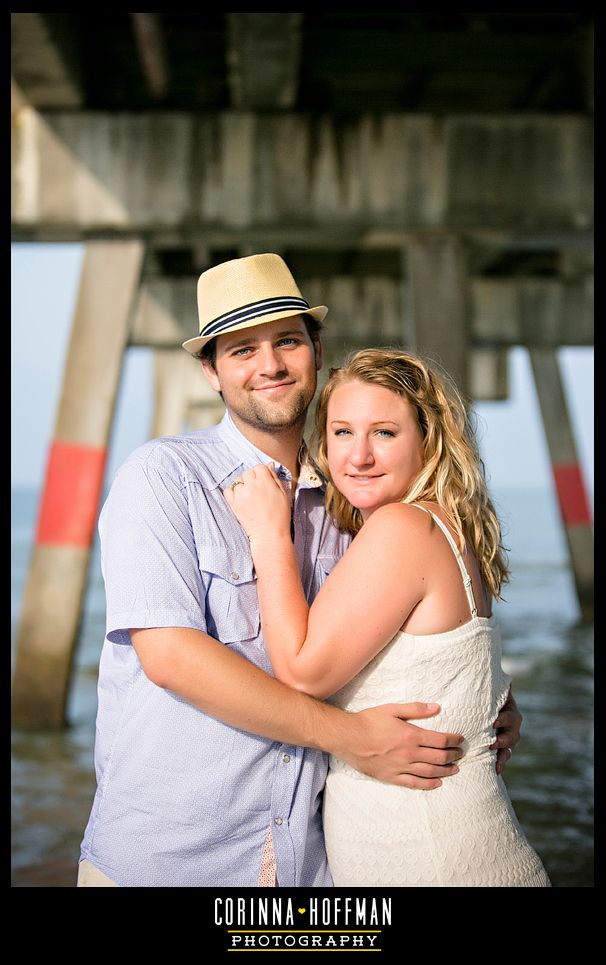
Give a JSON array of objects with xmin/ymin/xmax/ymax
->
[{"xmin": 348, "ymin": 438, "xmax": 374, "ymax": 467}]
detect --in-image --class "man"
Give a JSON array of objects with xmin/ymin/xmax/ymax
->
[{"xmin": 78, "ymin": 253, "xmax": 520, "ymax": 887}]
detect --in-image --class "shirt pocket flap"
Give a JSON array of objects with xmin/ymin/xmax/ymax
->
[
  {"xmin": 197, "ymin": 545, "xmax": 256, "ymax": 586},
  {"xmin": 198, "ymin": 545, "xmax": 259, "ymax": 644},
  {"xmin": 313, "ymin": 553, "xmax": 340, "ymax": 594},
  {"xmin": 316, "ymin": 554, "xmax": 340, "ymax": 577}
]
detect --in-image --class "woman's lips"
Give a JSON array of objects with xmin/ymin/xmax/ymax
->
[{"xmin": 346, "ymin": 474, "xmax": 383, "ymax": 482}]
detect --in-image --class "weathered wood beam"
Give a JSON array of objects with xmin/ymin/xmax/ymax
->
[
  {"xmin": 227, "ymin": 14, "xmax": 302, "ymax": 109},
  {"xmin": 151, "ymin": 350, "xmax": 218, "ymax": 438},
  {"xmin": 405, "ymin": 236, "xmax": 469, "ymax": 395},
  {"xmin": 130, "ymin": 13, "xmax": 169, "ymax": 101},
  {"xmin": 128, "ymin": 276, "xmax": 593, "ymax": 351},
  {"xmin": 11, "ymin": 112, "xmax": 593, "ymax": 236},
  {"xmin": 302, "ymin": 28, "xmax": 580, "ymax": 74},
  {"xmin": 470, "ymin": 277, "xmax": 593, "ymax": 349},
  {"xmin": 11, "ymin": 13, "xmax": 83, "ymax": 108}
]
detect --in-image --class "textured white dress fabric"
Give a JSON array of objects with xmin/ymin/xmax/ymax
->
[{"xmin": 323, "ymin": 506, "xmax": 551, "ymax": 887}]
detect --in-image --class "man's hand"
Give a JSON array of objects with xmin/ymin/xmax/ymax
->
[
  {"xmin": 336, "ymin": 702, "xmax": 464, "ymax": 790},
  {"xmin": 490, "ymin": 688, "xmax": 522, "ymax": 775}
]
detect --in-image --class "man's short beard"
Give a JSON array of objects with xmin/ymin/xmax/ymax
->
[{"xmin": 240, "ymin": 389, "xmax": 312, "ymax": 432}]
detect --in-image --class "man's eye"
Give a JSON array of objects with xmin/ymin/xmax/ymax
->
[
  {"xmin": 277, "ymin": 338, "xmax": 298, "ymax": 346},
  {"xmin": 233, "ymin": 347, "xmax": 253, "ymax": 356}
]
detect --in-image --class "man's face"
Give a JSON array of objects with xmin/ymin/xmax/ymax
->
[{"xmin": 201, "ymin": 316, "xmax": 323, "ymax": 434}]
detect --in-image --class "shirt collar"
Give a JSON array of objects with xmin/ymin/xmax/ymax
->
[
  {"xmin": 217, "ymin": 412, "xmax": 325, "ymax": 492},
  {"xmin": 296, "ymin": 443, "xmax": 324, "ymax": 490}
]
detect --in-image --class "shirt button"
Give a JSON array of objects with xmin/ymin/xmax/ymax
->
[
  {"xmin": 274, "ymin": 817, "xmax": 283, "ymax": 826},
  {"xmin": 282, "ymin": 754, "xmax": 291, "ymax": 764},
  {"xmin": 230, "ymin": 572, "xmax": 239, "ymax": 581}
]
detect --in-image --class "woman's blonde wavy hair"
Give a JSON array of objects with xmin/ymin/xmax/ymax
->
[{"xmin": 313, "ymin": 347, "xmax": 509, "ymax": 600}]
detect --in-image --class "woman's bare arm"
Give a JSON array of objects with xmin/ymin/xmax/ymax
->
[{"xmin": 226, "ymin": 466, "xmax": 431, "ymax": 697}]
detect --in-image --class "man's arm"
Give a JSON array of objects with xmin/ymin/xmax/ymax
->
[{"xmin": 131, "ymin": 627, "xmax": 464, "ymax": 790}]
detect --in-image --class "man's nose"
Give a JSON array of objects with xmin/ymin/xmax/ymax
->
[{"xmin": 258, "ymin": 343, "xmax": 287, "ymax": 377}]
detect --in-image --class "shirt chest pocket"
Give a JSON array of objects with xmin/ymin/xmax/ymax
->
[
  {"xmin": 313, "ymin": 554, "xmax": 340, "ymax": 595},
  {"xmin": 198, "ymin": 547, "xmax": 260, "ymax": 644}
]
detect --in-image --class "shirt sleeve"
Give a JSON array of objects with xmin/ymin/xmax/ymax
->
[{"xmin": 99, "ymin": 451, "xmax": 209, "ymax": 645}]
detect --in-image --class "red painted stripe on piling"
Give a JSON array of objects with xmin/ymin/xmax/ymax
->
[
  {"xmin": 552, "ymin": 463, "xmax": 592, "ymax": 526},
  {"xmin": 36, "ymin": 441, "xmax": 107, "ymax": 547}
]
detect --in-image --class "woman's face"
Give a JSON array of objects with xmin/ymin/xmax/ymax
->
[{"xmin": 326, "ymin": 379, "xmax": 424, "ymax": 521}]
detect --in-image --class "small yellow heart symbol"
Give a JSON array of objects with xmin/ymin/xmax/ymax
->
[{"xmin": 298, "ymin": 907, "xmax": 306, "ymax": 914}]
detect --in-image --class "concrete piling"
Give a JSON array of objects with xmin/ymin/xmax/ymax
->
[
  {"xmin": 12, "ymin": 240, "xmax": 144, "ymax": 728},
  {"xmin": 405, "ymin": 236, "xmax": 470, "ymax": 398},
  {"xmin": 529, "ymin": 349, "xmax": 593, "ymax": 620}
]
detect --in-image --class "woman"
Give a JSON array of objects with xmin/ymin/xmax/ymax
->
[{"xmin": 225, "ymin": 348, "xmax": 550, "ymax": 887}]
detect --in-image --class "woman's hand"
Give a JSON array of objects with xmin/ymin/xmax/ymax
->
[
  {"xmin": 225, "ymin": 464, "xmax": 308, "ymax": 680},
  {"xmin": 224, "ymin": 463, "xmax": 292, "ymax": 543}
]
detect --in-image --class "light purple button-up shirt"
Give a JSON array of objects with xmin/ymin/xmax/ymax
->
[{"xmin": 80, "ymin": 412, "xmax": 350, "ymax": 887}]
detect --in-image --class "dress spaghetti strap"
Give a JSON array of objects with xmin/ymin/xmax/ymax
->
[{"xmin": 409, "ymin": 503, "xmax": 478, "ymax": 619}]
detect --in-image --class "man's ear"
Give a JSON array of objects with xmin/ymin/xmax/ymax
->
[
  {"xmin": 200, "ymin": 358, "xmax": 222, "ymax": 393},
  {"xmin": 313, "ymin": 336, "xmax": 323, "ymax": 372}
]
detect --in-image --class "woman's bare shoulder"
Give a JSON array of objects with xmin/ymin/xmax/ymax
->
[
  {"xmin": 366, "ymin": 499, "xmax": 436, "ymax": 522},
  {"xmin": 358, "ymin": 501, "xmax": 437, "ymax": 541}
]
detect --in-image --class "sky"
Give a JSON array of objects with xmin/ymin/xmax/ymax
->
[{"xmin": 11, "ymin": 243, "xmax": 594, "ymax": 507}]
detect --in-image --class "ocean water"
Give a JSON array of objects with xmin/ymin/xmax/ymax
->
[{"xmin": 11, "ymin": 485, "xmax": 594, "ymax": 887}]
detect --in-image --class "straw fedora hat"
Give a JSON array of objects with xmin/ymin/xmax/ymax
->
[{"xmin": 182, "ymin": 253, "xmax": 328, "ymax": 355}]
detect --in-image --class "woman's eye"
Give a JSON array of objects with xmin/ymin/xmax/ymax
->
[
  {"xmin": 377, "ymin": 429, "xmax": 395, "ymax": 437},
  {"xmin": 334, "ymin": 429, "xmax": 351, "ymax": 436}
]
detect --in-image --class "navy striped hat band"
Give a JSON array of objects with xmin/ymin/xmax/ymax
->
[{"xmin": 200, "ymin": 296, "xmax": 310, "ymax": 338}]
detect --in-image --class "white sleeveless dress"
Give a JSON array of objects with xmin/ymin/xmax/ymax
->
[{"xmin": 323, "ymin": 507, "xmax": 551, "ymax": 887}]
